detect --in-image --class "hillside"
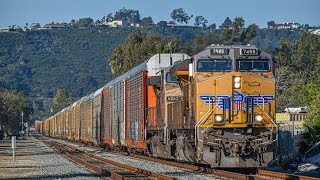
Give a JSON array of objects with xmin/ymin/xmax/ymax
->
[
  {"xmin": 0, "ymin": 27, "xmax": 301, "ymax": 120},
  {"xmin": 0, "ymin": 28, "xmax": 132, "ymax": 119}
]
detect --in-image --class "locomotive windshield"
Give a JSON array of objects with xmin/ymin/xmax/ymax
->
[
  {"xmin": 236, "ymin": 59, "xmax": 270, "ymax": 72},
  {"xmin": 197, "ymin": 59, "xmax": 232, "ymax": 72}
]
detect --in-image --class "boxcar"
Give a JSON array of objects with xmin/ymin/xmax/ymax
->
[
  {"xmin": 85, "ymin": 93, "xmax": 94, "ymax": 143},
  {"xmin": 74, "ymin": 99, "xmax": 81, "ymax": 141},
  {"xmin": 110, "ymin": 73, "xmax": 127, "ymax": 146},
  {"xmin": 101, "ymin": 86, "xmax": 112, "ymax": 146},
  {"xmin": 93, "ymin": 88, "xmax": 103, "ymax": 145},
  {"xmin": 71, "ymin": 101, "xmax": 78, "ymax": 140}
]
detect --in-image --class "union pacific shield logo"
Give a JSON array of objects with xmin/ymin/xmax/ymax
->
[
  {"xmin": 198, "ymin": 93, "xmax": 274, "ymax": 111},
  {"xmin": 198, "ymin": 95, "xmax": 215, "ymax": 104}
]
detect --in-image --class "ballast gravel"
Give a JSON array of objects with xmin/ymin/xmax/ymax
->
[
  {"xmin": 0, "ymin": 133, "xmax": 101, "ymax": 180},
  {"xmin": 51, "ymin": 138, "xmax": 230, "ymax": 180}
]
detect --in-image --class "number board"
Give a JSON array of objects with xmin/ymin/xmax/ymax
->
[
  {"xmin": 240, "ymin": 48, "xmax": 258, "ymax": 55},
  {"xmin": 167, "ymin": 96, "xmax": 181, "ymax": 102},
  {"xmin": 211, "ymin": 48, "xmax": 229, "ymax": 55}
]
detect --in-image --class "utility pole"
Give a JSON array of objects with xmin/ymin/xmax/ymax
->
[{"xmin": 21, "ymin": 111, "xmax": 24, "ymax": 133}]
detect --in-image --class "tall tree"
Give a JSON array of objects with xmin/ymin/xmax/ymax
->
[
  {"xmin": 30, "ymin": 23, "xmax": 41, "ymax": 30},
  {"xmin": 220, "ymin": 17, "xmax": 232, "ymax": 29},
  {"xmin": 221, "ymin": 17, "xmax": 234, "ymax": 43},
  {"xmin": 231, "ymin": 17, "xmax": 245, "ymax": 42},
  {"xmin": 24, "ymin": 23, "xmax": 29, "ymax": 31},
  {"xmin": 157, "ymin": 21, "xmax": 167, "ymax": 27},
  {"xmin": 267, "ymin": 21, "xmax": 275, "ymax": 28},
  {"xmin": 141, "ymin": 16, "xmax": 153, "ymax": 27},
  {"xmin": 274, "ymin": 39, "xmax": 295, "ymax": 112},
  {"xmin": 102, "ymin": 13, "xmax": 114, "ymax": 24},
  {"xmin": 114, "ymin": 7, "xmax": 140, "ymax": 24},
  {"xmin": 78, "ymin": 18, "xmax": 94, "ymax": 28},
  {"xmin": 128, "ymin": 10, "xmax": 140, "ymax": 24},
  {"xmin": 240, "ymin": 23, "xmax": 258, "ymax": 44},
  {"xmin": 156, "ymin": 40, "xmax": 178, "ymax": 53},
  {"xmin": 114, "ymin": 7, "xmax": 128, "ymax": 20},
  {"xmin": 222, "ymin": 28, "xmax": 232, "ymax": 44},
  {"xmin": 51, "ymin": 89, "xmax": 74, "ymax": 115},
  {"xmin": 109, "ymin": 30, "xmax": 179, "ymax": 77},
  {"xmin": 305, "ymin": 91, "xmax": 320, "ymax": 126},
  {"xmin": 293, "ymin": 32, "xmax": 319, "ymax": 75},
  {"xmin": 194, "ymin": 16, "xmax": 208, "ymax": 28},
  {"xmin": 208, "ymin": 23, "xmax": 216, "ymax": 32},
  {"xmin": 170, "ymin": 8, "xmax": 192, "ymax": 25},
  {"xmin": 274, "ymin": 33, "xmax": 320, "ymax": 113},
  {"xmin": 0, "ymin": 89, "xmax": 32, "ymax": 135}
]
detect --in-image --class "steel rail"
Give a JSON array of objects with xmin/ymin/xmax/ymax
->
[
  {"xmin": 38, "ymin": 135, "xmax": 176, "ymax": 180},
  {"xmin": 257, "ymin": 170, "xmax": 319, "ymax": 180}
]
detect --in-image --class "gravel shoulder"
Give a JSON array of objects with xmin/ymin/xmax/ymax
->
[{"xmin": 0, "ymin": 133, "xmax": 101, "ymax": 180}]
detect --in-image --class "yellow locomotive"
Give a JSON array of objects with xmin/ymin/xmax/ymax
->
[{"xmin": 167, "ymin": 44, "xmax": 276, "ymax": 167}]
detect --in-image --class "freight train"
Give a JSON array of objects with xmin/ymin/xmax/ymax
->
[{"xmin": 35, "ymin": 44, "xmax": 277, "ymax": 168}]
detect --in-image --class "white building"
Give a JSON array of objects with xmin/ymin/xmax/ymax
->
[
  {"xmin": 107, "ymin": 20, "xmax": 128, "ymax": 27},
  {"xmin": 284, "ymin": 106, "xmax": 309, "ymax": 113},
  {"xmin": 130, "ymin": 23, "xmax": 140, "ymax": 27},
  {"xmin": 276, "ymin": 22, "xmax": 300, "ymax": 29},
  {"xmin": 311, "ymin": 29, "xmax": 320, "ymax": 35}
]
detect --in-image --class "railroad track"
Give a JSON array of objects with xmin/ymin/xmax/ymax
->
[
  {"xmin": 254, "ymin": 170, "xmax": 319, "ymax": 180},
  {"xmin": 37, "ymin": 135, "xmax": 176, "ymax": 180},
  {"xmin": 41, "ymin": 137, "xmax": 244, "ymax": 179},
  {"xmin": 135, "ymin": 156, "xmax": 319, "ymax": 180},
  {"xmin": 114, "ymin": 148, "xmax": 319, "ymax": 180},
  {"xmin": 37, "ymin": 134, "xmax": 319, "ymax": 180}
]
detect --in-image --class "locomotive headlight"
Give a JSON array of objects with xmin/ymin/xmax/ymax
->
[
  {"xmin": 234, "ymin": 82, "xmax": 241, "ymax": 89},
  {"xmin": 255, "ymin": 114, "xmax": 263, "ymax": 122},
  {"xmin": 234, "ymin": 76, "xmax": 241, "ymax": 89},
  {"xmin": 214, "ymin": 114, "xmax": 223, "ymax": 123},
  {"xmin": 234, "ymin": 77, "xmax": 241, "ymax": 83}
]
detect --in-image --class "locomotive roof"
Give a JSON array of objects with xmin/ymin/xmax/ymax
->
[
  {"xmin": 193, "ymin": 44, "xmax": 272, "ymax": 60},
  {"xmin": 102, "ymin": 53, "xmax": 189, "ymax": 89},
  {"xmin": 146, "ymin": 54, "xmax": 190, "ymax": 76}
]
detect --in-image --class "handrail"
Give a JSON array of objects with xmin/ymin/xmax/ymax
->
[
  {"xmin": 257, "ymin": 104, "xmax": 278, "ymax": 142},
  {"xmin": 195, "ymin": 99, "xmax": 220, "ymax": 155}
]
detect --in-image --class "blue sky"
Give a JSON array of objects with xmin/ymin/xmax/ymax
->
[{"xmin": 1, "ymin": 0, "xmax": 319, "ymax": 28}]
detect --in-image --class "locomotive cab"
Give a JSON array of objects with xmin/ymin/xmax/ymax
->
[
  {"xmin": 171, "ymin": 45, "xmax": 276, "ymax": 167},
  {"xmin": 146, "ymin": 66, "xmax": 188, "ymax": 159}
]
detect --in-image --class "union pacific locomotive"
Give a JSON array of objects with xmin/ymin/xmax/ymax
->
[{"xmin": 36, "ymin": 45, "xmax": 276, "ymax": 168}]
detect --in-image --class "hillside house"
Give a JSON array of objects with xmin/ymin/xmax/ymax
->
[
  {"xmin": 106, "ymin": 20, "xmax": 128, "ymax": 27},
  {"xmin": 268, "ymin": 21, "xmax": 301, "ymax": 29},
  {"xmin": 311, "ymin": 29, "xmax": 320, "ymax": 35},
  {"xmin": 0, "ymin": 25, "xmax": 23, "ymax": 32},
  {"xmin": 43, "ymin": 23, "xmax": 69, "ymax": 29}
]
